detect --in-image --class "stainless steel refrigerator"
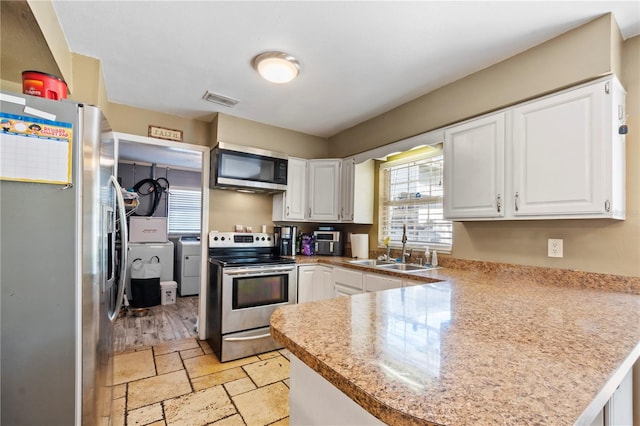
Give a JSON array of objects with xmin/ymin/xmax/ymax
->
[{"xmin": 0, "ymin": 91, "xmax": 128, "ymax": 425}]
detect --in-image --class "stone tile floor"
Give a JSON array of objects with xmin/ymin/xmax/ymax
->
[{"xmin": 112, "ymin": 337, "xmax": 290, "ymax": 426}]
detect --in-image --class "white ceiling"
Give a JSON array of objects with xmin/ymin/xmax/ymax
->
[{"xmin": 52, "ymin": 1, "xmax": 639, "ymax": 139}]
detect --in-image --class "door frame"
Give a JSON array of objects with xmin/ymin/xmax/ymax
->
[{"xmin": 113, "ymin": 132, "xmax": 210, "ymax": 339}]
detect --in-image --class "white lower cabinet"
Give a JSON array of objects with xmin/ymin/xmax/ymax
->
[
  {"xmin": 302, "ymin": 265, "xmax": 435, "ymax": 301},
  {"xmin": 316, "ymin": 266, "xmax": 334, "ymax": 301},
  {"xmin": 363, "ymin": 273, "xmax": 402, "ymax": 292},
  {"xmin": 297, "ymin": 265, "xmax": 316, "ymax": 304},
  {"xmin": 604, "ymin": 367, "xmax": 633, "ymax": 426},
  {"xmin": 297, "ymin": 265, "xmax": 334, "ymax": 303},
  {"xmin": 403, "ymin": 279, "xmax": 425, "ymax": 287},
  {"xmin": 588, "ymin": 366, "xmax": 633, "ymax": 426},
  {"xmin": 290, "ymin": 355, "xmax": 384, "ymax": 425},
  {"xmin": 332, "ymin": 267, "xmax": 363, "ymax": 297}
]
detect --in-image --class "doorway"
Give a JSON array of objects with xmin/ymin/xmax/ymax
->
[{"xmin": 113, "ymin": 132, "xmax": 210, "ymax": 351}]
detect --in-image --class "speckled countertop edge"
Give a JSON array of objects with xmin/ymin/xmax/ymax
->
[{"xmin": 273, "ymin": 255, "xmax": 640, "ymax": 425}]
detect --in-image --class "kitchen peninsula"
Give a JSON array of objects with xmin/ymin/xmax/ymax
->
[{"xmin": 271, "ymin": 262, "xmax": 640, "ymax": 425}]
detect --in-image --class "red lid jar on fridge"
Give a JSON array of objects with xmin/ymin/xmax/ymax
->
[{"xmin": 22, "ymin": 70, "xmax": 68, "ymax": 100}]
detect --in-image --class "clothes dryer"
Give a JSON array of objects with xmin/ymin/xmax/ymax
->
[{"xmin": 176, "ymin": 236, "xmax": 201, "ymax": 296}]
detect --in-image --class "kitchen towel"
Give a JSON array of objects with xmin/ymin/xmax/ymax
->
[{"xmin": 351, "ymin": 234, "xmax": 369, "ymax": 259}]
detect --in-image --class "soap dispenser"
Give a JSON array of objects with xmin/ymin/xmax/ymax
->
[
  {"xmin": 432, "ymin": 250, "xmax": 438, "ymax": 267},
  {"xmin": 424, "ymin": 246, "xmax": 431, "ymax": 267}
]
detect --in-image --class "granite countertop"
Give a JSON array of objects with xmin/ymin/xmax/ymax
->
[{"xmin": 271, "ymin": 258, "xmax": 640, "ymax": 425}]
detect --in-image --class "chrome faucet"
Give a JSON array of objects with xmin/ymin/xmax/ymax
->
[{"xmin": 401, "ymin": 224, "xmax": 408, "ymax": 263}]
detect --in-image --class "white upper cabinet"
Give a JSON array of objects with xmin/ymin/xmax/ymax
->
[
  {"xmin": 275, "ymin": 156, "xmax": 373, "ymax": 224},
  {"xmin": 341, "ymin": 157, "xmax": 374, "ymax": 224},
  {"xmin": 308, "ymin": 159, "xmax": 341, "ymax": 222},
  {"xmin": 273, "ymin": 157, "xmax": 307, "ymax": 221},
  {"xmin": 511, "ymin": 77, "xmax": 625, "ymax": 219},
  {"xmin": 444, "ymin": 75, "xmax": 625, "ymax": 221},
  {"xmin": 444, "ymin": 113, "xmax": 506, "ymax": 219}
]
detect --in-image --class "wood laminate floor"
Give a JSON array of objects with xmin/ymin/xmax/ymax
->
[{"xmin": 114, "ymin": 295, "xmax": 199, "ymax": 353}]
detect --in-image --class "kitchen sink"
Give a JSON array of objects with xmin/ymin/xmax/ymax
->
[
  {"xmin": 376, "ymin": 263, "xmax": 434, "ymax": 272},
  {"xmin": 348, "ymin": 259, "xmax": 396, "ymax": 267}
]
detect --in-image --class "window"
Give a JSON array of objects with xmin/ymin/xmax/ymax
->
[
  {"xmin": 167, "ymin": 187, "xmax": 201, "ymax": 234},
  {"xmin": 379, "ymin": 146, "xmax": 452, "ymax": 252}
]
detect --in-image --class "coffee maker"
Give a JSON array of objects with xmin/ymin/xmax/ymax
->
[{"xmin": 274, "ymin": 225, "xmax": 297, "ymax": 256}]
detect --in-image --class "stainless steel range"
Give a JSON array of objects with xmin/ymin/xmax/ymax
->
[{"xmin": 206, "ymin": 232, "xmax": 297, "ymax": 362}]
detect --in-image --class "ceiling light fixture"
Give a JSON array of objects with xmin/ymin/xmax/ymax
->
[{"xmin": 252, "ymin": 51, "xmax": 300, "ymax": 84}]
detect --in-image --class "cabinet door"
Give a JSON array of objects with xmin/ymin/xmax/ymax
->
[
  {"xmin": 605, "ymin": 367, "xmax": 633, "ymax": 426},
  {"xmin": 332, "ymin": 267, "xmax": 363, "ymax": 293},
  {"xmin": 444, "ymin": 113, "xmax": 505, "ymax": 219},
  {"xmin": 285, "ymin": 157, "xmax": 307, "ymax": 220},
  {"xmin": 363, "ymin": 273, "xmax": 402, "ymax": 292},
  {"xmin": 308, "ymin": 160, "xmax": 341, "ymax": 222},
  {"xmin": 340, "ymin": 158, "xmax": 355, "ymax": 222},
  {"xmin": 316, "ymin": 266, "xmax": 334, "ymax": 300},
  {"xmin": 341, "ymin": 158, "xmax": 374, "ymax": 224},
  {"xmin": 334, "ymin": 283, "xmax": 362, "ymax": 298},
  {"xmin": 512, "ymin": 82, "xmax": 605, "ymax": 216},
  {"xmin": 297, "ymin": 265, "xmax": 316, "ymax": 304}
]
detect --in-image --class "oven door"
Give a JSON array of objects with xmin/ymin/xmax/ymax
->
[{"xmin": 221, "ymin": 264, "xmax": 296, "ymax": 335}]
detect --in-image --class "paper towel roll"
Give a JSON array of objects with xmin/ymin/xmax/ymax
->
[{"xmin": 351, "ymin": 234, "xmax": 369, "ymax": 259}]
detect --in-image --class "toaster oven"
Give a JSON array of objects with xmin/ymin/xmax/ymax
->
[{"xmin": 313, "ymin": 231, "xmax": 343, "ymax": 256}]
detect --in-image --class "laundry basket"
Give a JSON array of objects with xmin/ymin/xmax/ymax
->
[{"xmin": 129, "ymin": 256, "xmax": 161, "ymax": 308}]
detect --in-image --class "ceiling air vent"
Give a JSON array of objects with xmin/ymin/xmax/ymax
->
[{"xmin": 202, "ymin": 91, "xmax": 239, "ymax": 108}]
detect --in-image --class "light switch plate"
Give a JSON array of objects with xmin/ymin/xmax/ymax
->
[{"xmin": 548, "ymin": 239, "xmax": 563, "ymax": 258}]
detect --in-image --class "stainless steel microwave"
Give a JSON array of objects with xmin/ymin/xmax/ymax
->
[{"xmin": 210, "ymin": 142, "xmax": 288, "ymax": 193}]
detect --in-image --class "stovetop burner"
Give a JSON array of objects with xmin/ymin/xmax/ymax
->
[
  {"xmin": 210, "ymin": 256, "xmax": 295, "ymax": 267},
  {"xmin": 208, "ymin": 231, "xmax": 295, "ymax": 267}
]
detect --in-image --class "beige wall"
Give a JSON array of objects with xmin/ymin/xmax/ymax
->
[
  {"xmin": 6, "ymin": 3, "xmax": 639, "ymax": 277},
  {"xmin": 216, "ymin": 113, "xmax": 328, "ymax": 158},
  {"xmin": 210, "ymin": 113, "xmax": 329, "ymax": 233},
  {"xmin": 0, "ymin": 1, "xmax": 62, "ymax": 92},
  {"xmin": 328, "ymin": 14, "xmax": 616, "ymax": 158},
  {"xmin": 107, "ymin": 102, "xmax": 211, "ymax": 146},
  {"xmin": 329, "ymin": 15, "xmax": 640, "ymax": 277}
]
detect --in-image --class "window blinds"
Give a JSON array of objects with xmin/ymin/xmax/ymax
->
[
  {"xmin": 379, "ymin": 153, "xmax": 452, "ymax": 251},
  {"xmin": 167, "ymin": 188, "xmax": 202, "ymax": 234}
]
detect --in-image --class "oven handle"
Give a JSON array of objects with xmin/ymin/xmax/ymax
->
[
  {"xmin": 224, "ymin": 333, "xmax": 272, "ymax": 342},
  {"xmin": 223, "ymin": 266, "xmax": 296, "ymax": 276}
]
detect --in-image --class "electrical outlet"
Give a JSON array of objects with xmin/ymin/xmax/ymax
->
[{"xmin": 548, "ymin": 239, "xmax": 563, "ymax": 258}]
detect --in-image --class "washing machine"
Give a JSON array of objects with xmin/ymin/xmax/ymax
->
[
  {"xmin": 126, "ymin": 241, "xmax": 174, "ymax": 302},
  {"xmin": 175, "ymin": 236, "xmax": 201, "ymax": 296}
]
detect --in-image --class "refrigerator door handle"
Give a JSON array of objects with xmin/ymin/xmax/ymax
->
[{"xmin": 109, "ymin": 176, "xmax": 128, "ymax": 322}]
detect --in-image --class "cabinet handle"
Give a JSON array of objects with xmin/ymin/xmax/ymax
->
[
  {"xmin": 286, "ymin": 206, "xmax": 290, "ymax": 217},
  {"xmin": 605, "ymin": 200, "xmax": 611, "ymax": 212},
  {"xmin": 515, "ymin": 192, "xmax": 520, "ymax": 212},
  {"xmin": 496, "ymin": 194, "xmax": 502, "ymax": 213},
  {"xmin": 308, "ymin": 208, "xmax": 311, "ymax": 217}
]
